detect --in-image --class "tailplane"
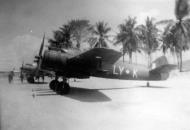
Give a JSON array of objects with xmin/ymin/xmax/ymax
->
[
  {"xmin": 150, "ymin": 56, "xmax": 177, "ymax": 80},
  {"xmin": 150, "ymin": 56, "xmax": 168, "ymax": 70}
]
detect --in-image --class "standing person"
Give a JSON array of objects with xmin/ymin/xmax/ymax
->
[
  {"xmin": 10, "ymin": 70, "xmax": 14, "ymax": 82},
  {"xmin": 8, "ymin": 71, "xmax": 13, "ymax": 83}
]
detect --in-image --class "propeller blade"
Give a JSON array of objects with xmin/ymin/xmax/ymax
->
[
  {"xmin": 39, "ymin": 34, "xmax": 45, "ymax": 57},
  {"xmin": 35, "ymin": 34, "xmax": 45, "ymax": 77}
]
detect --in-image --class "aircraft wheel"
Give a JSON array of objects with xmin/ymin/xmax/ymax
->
[
  {"xmin": 27, "ymin": 77, "xmax": 35, "ymax": 83},
  {"xmin": 58, "ymin": 82, "xmax": 70, "ymax": 95},
  {"xmin": 49, "ymin": 80, "xmax": 59, "ymax": 91}
]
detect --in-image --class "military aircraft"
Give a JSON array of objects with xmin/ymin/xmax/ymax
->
[
  {"xmin": 34, "ymin": 40, "xmax": 176, "ymax": 95},
  {"xmin": 20, "ymin": 35, "xmax": 54, "ymax": 83}
]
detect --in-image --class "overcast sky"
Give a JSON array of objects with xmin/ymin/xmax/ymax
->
[{"xmin": 0, "ymin": 0, "xmax": 176, "ymax": 71}]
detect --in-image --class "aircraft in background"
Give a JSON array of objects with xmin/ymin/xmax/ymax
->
[
  {"xmin": 20, "ymin": 35, "xmax": 54, "ymax": 83},
  {"xmin": 20, "ymin": 63, "xmax": 54, "ymax": 83},
  {"xmin": 34, "ymin": 39, "xmax": 177, "ymax": 95}
]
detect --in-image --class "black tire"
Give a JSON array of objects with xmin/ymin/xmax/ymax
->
[
  {"xmin": 27, "ymin": 77, "xmax": 35, "ymax": 83},
  {"xmin": 49, "ymin": 80, "xmax": 59, "ymax": 91},
  {"xmin": 58, "ymin": 82, "xmax": 70, "ymax": 95}
]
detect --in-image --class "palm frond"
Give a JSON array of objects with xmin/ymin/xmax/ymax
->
[
  {"xmin": 175, "ymin": 0, "xmax": 190, "ymax": 20},
  {"xmin": 156, "ymin": 19, "xmax": 175, "ymax": 25}
]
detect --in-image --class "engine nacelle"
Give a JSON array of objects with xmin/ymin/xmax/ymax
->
[{"xmin": 41, "ymin": 50, "xmax": 67, "ymax": 72}]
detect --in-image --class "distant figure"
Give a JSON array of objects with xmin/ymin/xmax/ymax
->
[{"xmin": 8, "ymin": 71, "xmax": 14, "ymax": 84}]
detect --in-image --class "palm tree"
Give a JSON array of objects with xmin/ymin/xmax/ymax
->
[
  {"xmin": 89, "ymin": 21, "xmax": 111, "ymax": 48},
  {"xmin": 59, "ymin": 24, "xmax": 73, "ymax": 48},
  {"xmin": 48, "ymin": 24, "xmax": 73, "ymax": 49},
  {"xmin": 68, "ymin": 19, "xmax": 91, "ymax": 49},
  {"xmin": 159, "ymin": 0, "xmax": 190, "ymax": 72},
  {"xmin": 115, "ymin": 17, "xmax": 139, "ymax": 63},
  {"xmin": 137, "ymin": 17, "xmax": 160, "ymax": 68},
  {"xmin": 48, "ymin": 30, "xmax": 64, "ymax": 49}
]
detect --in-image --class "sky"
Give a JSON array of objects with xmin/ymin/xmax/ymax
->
[{"xmin": 0, "ymin": 0, "xmax": 176, "ymax": 71}]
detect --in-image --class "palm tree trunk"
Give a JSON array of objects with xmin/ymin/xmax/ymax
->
[
  {"xmin": 179, "ymin": 50, "xmax": 183, "ymax": 72},
  {"xmin": 176, "ymin": 52, "xmax": 180, "ymax": 69},
  {"xmin": 129, "ymin": 51, "xmax": 132, "ymax": 64},
  {"xmin": 123, "ymin": 53, "xmax": 125, "ymax": 63},
  {"xmin": 122, "ymin": 43, "xmax": 124, "ymax": 63},
  {"xmin": 135, "ymin": 52, "xmax": 137, "ymax": 64},
  {"xmin": 148, "ymin": 53, "xmax": 151, "ymax": 69}
]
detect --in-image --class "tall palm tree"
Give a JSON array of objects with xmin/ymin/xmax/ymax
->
[
  {"xmin": 89, "ymin": 21, "xmax": 111, "ymax": 48},
  {"xmin": 68, "ymin": 19, "xmax": 91, "ymax": 49},
  {"xmin": 137, "ymin": 17, "xmax": 160, "ymax": 68},
  {"xmin": 59, "ymin": 24, "xmax": 73, "ymax": 48},
  {"xmin": 48, "ymin": 30, "xmax": 64, "ymax": 49},
  {"xmin": 48, "ymin": 24, "xmax": 73, "ymax": 49},
  {"xmin": 160, "ymin": 0, "xmax": 190, "ymax": 72},
  {"xmin": 115, "ymin": 17, "xmax": 139, "ymax": 63}
]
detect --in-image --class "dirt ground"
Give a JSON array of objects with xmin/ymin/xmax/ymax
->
[{"xmin": 1, "ymin": 72, "xmax": 190, "ymax": 130}]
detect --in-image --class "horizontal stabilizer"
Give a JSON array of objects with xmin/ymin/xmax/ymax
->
[
  {"xmin": 150, "ymin": 56, "xmax": 168, "ymax": 70},
  {"xmin": 150, "ymin": 64, "xmax": 177, "ymax": 74}
]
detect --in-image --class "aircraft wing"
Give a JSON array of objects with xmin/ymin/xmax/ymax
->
[
  {"xmin": 69, "ymin": 48, "xmax": 122, "ymax": 64},
  {"xmin": 66, "ymin": 48, "xmax": 122, "ymax": 74}
]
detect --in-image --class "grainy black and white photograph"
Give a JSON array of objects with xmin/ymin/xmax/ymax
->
[{"xmin": 0, "ymin": 0, "xmax": 190, "ymax": 129}]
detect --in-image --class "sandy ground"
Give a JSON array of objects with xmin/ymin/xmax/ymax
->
[{"xmin": 1, "ymin": 72, "xmax": 190, "ymax": 130}]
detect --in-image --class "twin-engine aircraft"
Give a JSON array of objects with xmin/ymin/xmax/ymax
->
[
  {"xmin": 20, "ymin": 63, "xmax": 53, "ymax": 83},
  {"xmin": 35, "ymin": 36, "xmax": 176, "ymax": 95}
]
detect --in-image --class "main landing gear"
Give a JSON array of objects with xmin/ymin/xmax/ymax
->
[
  {"xmin": 27, "ymin": 76, "xmax": 35, "ymax": 83},
  {"xmin": 49, "ymin": 77, "xmax": 70, "ymax": 95}
]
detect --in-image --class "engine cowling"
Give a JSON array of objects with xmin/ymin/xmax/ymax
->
[{"xmin": 41, "ymin": 50, "xmax": 67, "ymax": 72}]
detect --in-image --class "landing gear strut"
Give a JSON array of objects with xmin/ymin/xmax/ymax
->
[{"xmin": 49, "ymin": 76, "xmax": 70, "ymax": 95}]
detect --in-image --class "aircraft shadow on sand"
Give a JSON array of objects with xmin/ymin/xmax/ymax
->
[
  {"xmin": 34, "ymin": 86, "xmax": 111, "ymax": 102},
  {"xmin": 62, "ymin": 85, "xmax": 168, "ymax": 102},
  {"xmin": 33, "ymin": 85, "xmax": 168, "ymax": 101},
  {"xmin": 66, "ymin": 87, "xmax": 111, "ymax": 102}
]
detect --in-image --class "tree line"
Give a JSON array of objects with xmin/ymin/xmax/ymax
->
[{"xmin": 48, "ymin": 0, "xmax": 190, "ymax": 72}]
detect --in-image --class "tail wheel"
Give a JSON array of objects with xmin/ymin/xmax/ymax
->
[
  {"xmin": 49, "ymin": 80, "xmax": 59, "ymax": 91},
  {"xmin": 27, "ymin": 76, "xmax": 35, "ymax": 83},
  {"xmin": 58, "ymin": 82, "xmax": 70, "ymax": 95}
]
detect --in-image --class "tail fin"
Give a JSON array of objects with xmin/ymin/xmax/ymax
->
[
  {"xmin": 150, "ymin": 56, "xmax": 177, "ymax": 80},
  {"xmin": 150, "ymin": 56, "xmax": 168, "ymax": 70}
]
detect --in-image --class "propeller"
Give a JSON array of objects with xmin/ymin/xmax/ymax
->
[
  {"xmin": 39, "ymin": 34, "xmax": 45, "ymax": 57},
  {"xmin": 35, "ymin": 34, "xmax": 45, "ymax": 76}
]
